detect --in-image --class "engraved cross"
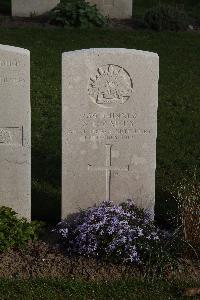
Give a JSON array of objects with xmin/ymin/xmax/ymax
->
[{"xmin": 88, "ymin": 144, "xmax": 129, "ymax": 201}]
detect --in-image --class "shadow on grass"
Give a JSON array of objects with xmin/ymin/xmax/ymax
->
[
  {"xmin": 155, "ymin": 185, "xmax": 178, "ymax": 230},
  {"xmin": 31, "ymin": 148, "xmax": 61, "ymax": 223},
  {"xmin": 32, "ymin": 180, "xmax": 60, "ymax": 224},
  {"xmin": 0, "ymin": 0, "xmax": 11, "ymax": 15}
]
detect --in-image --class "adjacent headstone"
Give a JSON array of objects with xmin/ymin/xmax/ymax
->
[
  {"xmin": 12, "ymin": 0, "xmax": 132, "ymax": 19},
  {"xmin": 12, "ymin": 0, "xmax": 60, "ymax": 17},
  {"xmin": 0, "ymin": 44, "xmax": 31, "ymax": 220},
  {"xmin": 62, "ymin": 48, "xmax": 159, "ymax": 218},
  {"xmin": 88, "ymin": 0, "xmax": 132, "ymax": 19}
]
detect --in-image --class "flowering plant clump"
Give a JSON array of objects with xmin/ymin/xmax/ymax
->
[{"xmin": 55, "ymin": 200, "xmax": 164, "ymax": 265}]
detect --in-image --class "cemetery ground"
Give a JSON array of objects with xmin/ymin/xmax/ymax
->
[
  {"xmin": 133, "ymin": 0, "xmax": 200, "ymax": 20},
  {"xmin": 0, "ymin": 27, "xmax": 200, "ymax": 299}
]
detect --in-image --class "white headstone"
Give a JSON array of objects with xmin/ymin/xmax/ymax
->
[
  {"xmin": 62, "ymin": 48, "xmax": 159, "ymax": 218},
  {"xmin": 12, "ymin": 0, "xmax": 60, "ymax": 17},
  {"xmin": 88, "ymin": 0, "xmax": 132, "ymax": 19},
  {"xmin": 0, "ymin": 44, "xmax": 31, "ymax": 220}
]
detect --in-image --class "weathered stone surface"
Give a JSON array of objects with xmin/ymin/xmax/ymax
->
[
  {"xmin": 62, "ymin": 48, "xmax": 159, "ymax": 218},
  {"xmin": 0, "ymin": 44, "xmax": 31, "ymax": 220},
  {"xmin": 12, "ymin": 0, "xmax": 132, "ymax": 19},
  {"xmin": 88, "ymin": 0, "xmax": 132, "ymax": 19},
  {"xmin": 12, "ymin": 0, "xmax": 60, "ymax": 17}
]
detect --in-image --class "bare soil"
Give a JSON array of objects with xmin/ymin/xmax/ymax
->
[
  {"xmin": 0, "ymin": 15, "xmax": 58, "ymax": 29},
  {"xmin": 0, "ymin": 241, "xmax": 141, "ymax": 281},
  {"xmin": 0, "ymin": 239, "xmax": 199, "ymax": 282},
  {"xmin": 1, "ymin": 15, "xmax": 199, "ymax": 31}
]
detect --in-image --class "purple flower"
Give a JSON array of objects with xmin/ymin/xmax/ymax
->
[{"xmin": 54, "ymin": 200, "xmax": 164, "ymax": 265}]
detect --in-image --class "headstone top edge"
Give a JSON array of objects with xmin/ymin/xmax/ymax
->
[
  {"xmin": 62, "ymin": 48, "xmax": 159, "ymax": 59},
  {"xmin": 0, "ymin": 44, "xmax": 30, "ymax": 55}
]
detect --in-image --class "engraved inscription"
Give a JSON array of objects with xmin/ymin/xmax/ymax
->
[
  {"xmin": 0, "ymin": 76, "xmax": 25, "ymax": 86},
  {"xmin": 0, "ymin": 60, "xmax": 20, "ymax": 67},
  {"xmin": 88, "ymin": 144, "xmax": 129, "ymax": 201},
  {"xmin": 105, "ymin": 0, "xmax": 114, "ymax": 5},
  {"xmin": 65, "ymin": 111, "xmax": 151, "ymax": 142},
  {"xmin": 0, "ymin": 127, "xmax": 23, "ymax": 146},
  {"xmin": 88, "ymin": 65, "xmax": 133, "ymax": 106}
]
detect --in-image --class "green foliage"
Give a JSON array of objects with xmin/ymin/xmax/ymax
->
[
  {"xmin": 170, "ymin": 172, "xmax": 200, "ymax": 253},
  {"xmin": 144, "ymin": 4, "xmax": 189, "ymax": 31},
  {"xmin": 49, "ymin": 0, "xmax": 107, "ymax": 28},
  {"xmin": 0, "ymin": 206, "xmax": 43, "ymax": 252}
]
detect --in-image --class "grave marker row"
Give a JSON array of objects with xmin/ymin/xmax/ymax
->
[
  {"xmin": 0, "ymin": 45, "xmax": 159, "ymax": 220},
  {"xmin": 11, "ymin": 0, "xmax": 132, "ymax": 19}
]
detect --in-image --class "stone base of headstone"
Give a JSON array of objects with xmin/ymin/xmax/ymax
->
[
  {"xmin": 88, "ymin": 0, "xmax": 133, "ymax": 19},
  {"xmin": 12, "ymin": 0, "xmax": 60, "ymax": 17}
]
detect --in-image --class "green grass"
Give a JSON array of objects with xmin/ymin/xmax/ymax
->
[
  {"xmin": 0, "ymin": 278, "xmax": 199, "ymax": 299},
  {"xmin": 0, "ymin": 28, "xmax": 199, "ymax": 223}
]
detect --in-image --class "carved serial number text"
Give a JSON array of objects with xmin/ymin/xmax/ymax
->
[
  {"xmin": 0, "ymin": 76, "xmax": 25, "ymax": 86},
  {"xmin": 65, "ymin": 111, "xmax": 151, "ymax": 142},
  {"xmin": 0, "ymin": 60, "xmax": 20, "ymax": 67}
]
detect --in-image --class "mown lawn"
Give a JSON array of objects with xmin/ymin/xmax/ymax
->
[
  {"xmin": 0, "ymin": 28, "xmax": 199, "ymax": 223},
  {"xmin": 0, "ymin": 278, "xmax": 199, "ymax": 300}
]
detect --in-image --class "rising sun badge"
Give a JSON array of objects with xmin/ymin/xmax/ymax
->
[{"xmin": 88, "ymin": 64, "xmax": 133, "ymax": 107}]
